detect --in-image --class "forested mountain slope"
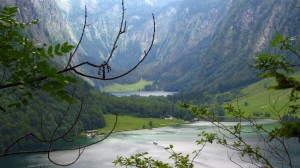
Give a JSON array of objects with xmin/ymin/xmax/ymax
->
[
  {"xmin": 0, "ymin": 0, "xmax": 106, "ymax": 151},
  {"xmin": 3, "ymin": 0, "xmax": 299, "ymax": 93},
  {"xmin": 53, "ymin": 0, "xmax": 300, "ymax": 93},
  {"xmin": 187, "ymin": 0, "xmax": 300, "ymax": 92},
  {"xmin": 1, "ymin": 0, "xmax": 70, "ymax": 44},
  {"xmin": 55, "ymin": 0, "xmax": 233, "ymax": 88},
  {"xmin": 154, "ymin": 0, "xmax": 300, "ymax": 92}
]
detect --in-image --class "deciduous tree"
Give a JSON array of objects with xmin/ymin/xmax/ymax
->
[
  {"xmin": 0, "ymin": 0, "xmax": 156, "ymax": 166},
  {"xmin": 114, "ymin": 32, "xmax": 300, "ymax": 168}
]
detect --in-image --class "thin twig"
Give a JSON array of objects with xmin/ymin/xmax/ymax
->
[{"xmin": 65, "ymin": 6, "xmax": 88, "ymax": 69}]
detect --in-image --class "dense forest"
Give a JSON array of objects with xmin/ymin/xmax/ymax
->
[
  {"xmin": 0, "ymin": 76, "xmax": 196, "ymax": 153},
  {"xmin": 1, "ymin": 0, "xmax": 300, "ymax": 167},
  {"xmin": 0, "ymin": 2, "xmax": 198, "ymax": 155}
]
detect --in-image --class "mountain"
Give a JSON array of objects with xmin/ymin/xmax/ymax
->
[
  {"xmin": 143, "ymin": 0, "xmax": 233, "ymax": 91},
  {"xmin": 54, "ymin": 0, "xmax": 300, "ymax": 93},
  {"xmin": 54, "ymin": 0, "xmax": 234, "ymax": 88},
  {"xmin": 1, "ymin": 0, "xmax": 71, "ymax": 44},
  {"xmin": 177, "ymin": 0, "xmax": 300, "ymax": 92},
  {"xmin": 0, "ymin": 0, "xmax": 76, "ymax": 72},
  {"xmin": 0, "ymin": 1, "xmax": 107, "ymax": 150},
  {"xmin": 144, "ymin": 0, "xmax": 300, "ymax": 93},
  {"xmin": 4, "ymin": 0, "xmax": 300, "ymax": 93},
  {"xmin": 54, "ymin": 0, "xmax": 184, "ymax": 86}
]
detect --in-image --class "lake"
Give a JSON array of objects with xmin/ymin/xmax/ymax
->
[
  {"xmin": 108, "ymin": 91, "xmax": 178, "ymax": 97},
  {"xmin": 0, "ymin": 119, "xmax": 299, "ymax": 167}
]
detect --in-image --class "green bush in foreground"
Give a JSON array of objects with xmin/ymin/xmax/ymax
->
[{"xmin": 114, "ymin": 34, "xmax": 300, "ymax": 168}]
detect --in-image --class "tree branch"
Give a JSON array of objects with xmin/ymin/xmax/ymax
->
[
  {"xmin": 0, "ymin": 1, "xmax": 156, "ymax": 166},
  {"xmin": 69, "ymin": 13, "xmax": 156, "ymax": 80}
]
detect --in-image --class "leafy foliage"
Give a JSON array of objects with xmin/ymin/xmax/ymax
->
[
  {"xmin": 89, "ymin": 91, "xmax": 193, "ymax": 120},
  {"xmin": 114, "ymin": 144, "xmax": 203, "ymax": 168},
  {"xmin": 255, "ymin": 35, "xmax": 300, "ymax": 89},
  {"xmin": 115, "ymin": 34, "xmax": 300, "ymax": 168},
  {"xmin": 0, "ymin": 2, "xmax": 157, "ymax": 165},
  {"xmin": 254, "ymin": 34, "xmax": 300, "ymax": 139},
  {"xmin": 114, "ymin": 152, "xmax": 172, "ymax": 168},
  {"xmin": 0, "ymin": 81, "xmax": 105, "ymax": 154},
  {"xmin": 0, "ymin": 7, "xmax": 76, "ymax": 110},
  {"xmin": 0, "ymin": 6, "xmax": 100, "ymax": 156}
]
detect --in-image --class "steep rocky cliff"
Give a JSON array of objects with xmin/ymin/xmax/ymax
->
[
  {"xmin": 55, "ymin": 0, "xmax": 183, "ymax": 70},
  {"xmin": 0, "ymin": 0, "xmax": 70, "ymax": 44},
  {"xmin": 184, "ymin": 0, "xmax": 300, "ymax": 92},
  {"xmin": 0, "ymin": 0, "xmax": 75, "ymax": 70},
  {"xmin": 55, "ymin": 0, "xmax": 233, "ymax": 86},
  {"xmin": 147, "ymin": 0, "xmax": 300, "ymax": 92},
  {"xmin": 143, "ymin": 0, "xmax": 233, "ymax": 91},
  {"xmin": 2, "ymin": 0, "xmax": 300, "ymax": 93}
]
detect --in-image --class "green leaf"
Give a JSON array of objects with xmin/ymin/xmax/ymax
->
[
  {"xmin": 42, "ymin": 83, "xmax": 53, "ymax": 92},
  {"xmin": 3, "ymin": 7, "xmax": 18, "ymax": 16},
  {"xmin": 38, "ymin": 48, "xmax": 47, "ymax": 58},
  {"xmin": 16, "ymin": 103, "xmax": 21, "ymax": 109},
  {"xmin": 56, "ymin": 90, "xmax": 68, "ymax": 97},
  {"xmin": 30, "ymin": 19, "xmax": 39, "ymax": 24},
  {"xmin": 270, "ymin": 34, "xmax": 283, "ymax": 47},
  {"xmin": 37, "ymin": 61, "xmax": 50, "ymax": 74},
  {"xmin": 61, "ymin": 42, "xmax": 74, "ymax": 53},
  {"xmin": 22, "ymin": 99, "xmax": 28, "ymax": 106},
  {"xmin": 49, "ymin": 67, "xmax": 57, "ymax": 77},
  {"xmin": 7, "ymin": 104, "xmax": 15, "ymax": 108},
  {"xmin": 64, "ymin": 76, "xmax": 77, "ymax": 83},
  {"xmin": 47, "ymin": 45, "xmax": 53, "ymax": 55},
  {"xmin": 50, "ymin": 80, "xmax": 65, "ymax": 90},
  {"xmin": 54, "ymin": 44, "xmax": 63, "ymax": 56}
]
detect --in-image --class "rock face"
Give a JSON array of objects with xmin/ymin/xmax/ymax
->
[
  {"xmin": 0, "ymin": 0, "xmax": 74, "ymax": 69},
  {"xmin": 2, "ymin": 0, "xmax": 300, "ymax": 92},
  {"xmin": 54, "ymin": 0, "xmax": 233, "ymax": 86},
  {"xmin": 55, "ymin": 0, "xmax": 184, "ymax": 67},
  {"xmin": 56, "ymin": 0, "xmax": 231, "ymax": 64},
  {"xmin": 1, "ymin": 0, "xmax": 70, "ymax": 44},
  {"xmin": 184, "ymin": 0, "xmax": 300, "ymax": 92},
  {"xmin": 143, "ymin": 0, "xmax": 300, "ymax": 92}
]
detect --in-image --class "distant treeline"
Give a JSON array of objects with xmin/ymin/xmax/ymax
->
[
  {"xmin": 0, "ymin": 78, "xmax": 197, "ymax": 152},
  {"xmin": 0, "ymin": 66, "xmax": 240, "ymax": 153},
  {"xmin": 91, "ymin": 91, "xmax": 193, "ymax": 120}
]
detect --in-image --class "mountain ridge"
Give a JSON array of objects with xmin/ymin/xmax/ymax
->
[
  {"xmin": 149, "ymin": 0, "xmax": 300, "ymax": 92},
  {"xmin": 3, "ymin": 0, "xmax": 300, "ymax": 93}
]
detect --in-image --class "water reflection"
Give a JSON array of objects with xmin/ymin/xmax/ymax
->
[
  {"xmin": 108, "ymin": 91, "xmax": 178, "ymax": 97},
  {"xmin": 0, "ymin": 120, "xmax": 299, "ymax": 167}
]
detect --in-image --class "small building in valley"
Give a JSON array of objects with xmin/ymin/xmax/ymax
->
[
  {"xmin": 85, "ymin": 130, "xmax": 98, "ymax": 138},
  {"xmin": 164, "ymin": 115, "xmax": 174, "ymax": 120}
]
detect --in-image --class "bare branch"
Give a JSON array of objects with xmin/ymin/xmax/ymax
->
[
  {"xmin": 227, "ymin": 152, "xmax": 243, "ymax": 168},
  {"xmin": 0, "ymin": 4, "xmax": 155, "ymax": 89},
  {"xmin": 0, "ymin": 106, "xmax": 6, "ymax": 112},
  {"xmin": 65, "ymin": 6, "xmax": 88, "ymax": 69},
  {"xmin": 106, "ymin": 0, "xmax": 127, "ymax": 64},
  {"xmin": 0, "ymin": 67, "xmax": 6, "ymax": 85},
  {"xmin": 190, "ymin": 142, "xmax": 205, "ymax": 164},
  {"xmin": 0, "ymin": 1, "xmax": 155, "ymax": 166},
  {"xmin": 69, "ymin": 13, "xmax": 156, "ymax": 80}
]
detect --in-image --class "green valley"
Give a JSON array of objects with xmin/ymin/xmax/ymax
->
[
  {"xmin": 97, "ymin": 114, "xmax": 185, "ymax": 134},
  {"xmin": 226, "ymin": 77, "xmax": 300, "ymax": 118},
  {"xmin": 1, "ymin": 0, "xmax": 300, "ymax": 167},
  {"xmin": 102, "ymin": 79, "xmax": 153, "ymax": 92}
]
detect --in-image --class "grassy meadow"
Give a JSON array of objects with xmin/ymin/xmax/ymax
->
[
  {"xmin": 102, "ymin": 79, "xmax": 153, "ymax": 92},
  {"xmin": 226, "ymin": 78, "xmax": 299, "ymax": 118},
  {"xmin": 97, "ymin": 114, "xmax": 186, "ymax": 134}
]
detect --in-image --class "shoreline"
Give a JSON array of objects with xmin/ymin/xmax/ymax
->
[
  {"xmin": 84, "ymin": 115, "xmax": 280, "ymax": 138},
  {"xmin": 94, "ymin": 121, "xmax": 189, "ymax": 136}
]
